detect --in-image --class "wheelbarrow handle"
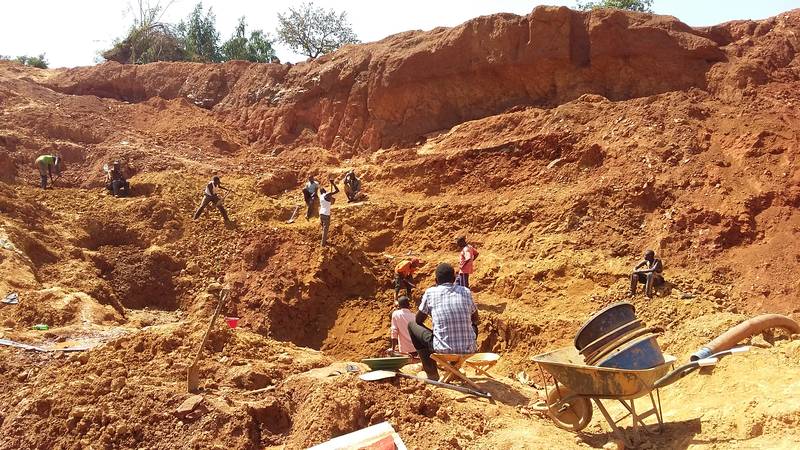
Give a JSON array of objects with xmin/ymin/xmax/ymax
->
[
  {"xmin": 653, "ymin": 347, "xmax": 745, "ymax": 389},
  {"xmin": 653, "ymin": 362, "xmax": 699, "ymax": 389}
]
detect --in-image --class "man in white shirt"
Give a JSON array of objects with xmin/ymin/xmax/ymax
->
[
  {"xmin": 388, "ymin": 296, "xmax": 417, "ymax": 357},
  {"xmin": 319, "ymin": 180, "xmax": 339, "ymax": 246},
  {"xmin": 302, "ymin": 176, "xmax": 320, "ymax": 220},
  {"xmin": 193, "ymin": 176, "xmax": 230, "ymax": 223}
]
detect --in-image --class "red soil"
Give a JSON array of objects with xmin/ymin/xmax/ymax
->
[{"xmin": 1, "ymin": 6, "xmax": 800, "ymax": 449}]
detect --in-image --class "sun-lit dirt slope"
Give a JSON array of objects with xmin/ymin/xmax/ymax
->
[{"xmin": 1, "ymin": 5, "xmax": 800, "ymax": 449}]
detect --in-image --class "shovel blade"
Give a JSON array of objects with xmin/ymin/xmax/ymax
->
[{"xmin": 359, "ymin": 370, "xmax": 397, "ymax": 381}]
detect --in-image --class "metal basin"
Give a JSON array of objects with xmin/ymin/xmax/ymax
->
[
  {"xmin": 361, "ymin": 357, "xmax": 411, "ymax": 371},
  {"xmin": 596, "ymin": 333, "xmax": 665, "ymax": 370},
  {"xmin": 579, "ymin": 319, "xmax": 643, "ymax": 358},
  {"xmin": 574, "ymin": 302, "xmax": 637, "ymax": 350},
  {"xmin": 585, "ymin": 326, "xmax": 656, "ymax": 366}
]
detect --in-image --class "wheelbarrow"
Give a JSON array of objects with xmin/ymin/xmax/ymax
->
[{"xmin": 531, "ymin": 345, "xmax": 749, "ymax": 447}]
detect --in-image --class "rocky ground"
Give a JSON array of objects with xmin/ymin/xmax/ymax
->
[{"xmin": 1, "ymin": 5, "xmax": 799, "ymax": 449}]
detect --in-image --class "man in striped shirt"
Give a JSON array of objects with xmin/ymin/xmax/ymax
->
[{"xmin": 408, "ymin": 263, "xmax": 478, "ymax": 380}]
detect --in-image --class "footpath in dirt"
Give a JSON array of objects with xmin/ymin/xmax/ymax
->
[{"xmin": 1, "ymin": 5, "xmax": 800, "ymax": 449}]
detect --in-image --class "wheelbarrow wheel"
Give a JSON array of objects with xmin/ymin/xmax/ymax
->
[{"xmin": 546, "ymin": 386, "xmax": 593, "ymax": 432}]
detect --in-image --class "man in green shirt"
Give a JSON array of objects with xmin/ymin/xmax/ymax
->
[{"xmin": 34, "ymin": 154, "xmax": 62, "ymax": 189}]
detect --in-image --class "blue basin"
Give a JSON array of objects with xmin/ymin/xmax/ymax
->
[{"xmin": 596, "ymin": 333, "xmax": 665, "ymax": 370}]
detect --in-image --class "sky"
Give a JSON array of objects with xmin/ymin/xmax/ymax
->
[{"xmin": 1, "ymin": 0, "xmax": 799, "ymax": 68}]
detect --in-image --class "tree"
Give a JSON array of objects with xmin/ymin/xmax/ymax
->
[
  {"xmin": 1, "ymin": 54, "xmax": 48, "ymax": 69},
  {"xmin": 576, "ymin": 0, "xmax": 654, "ymax": 13},
  {"xmin": 102, "ymin": 1, "xmax": 276, "ymax": 65},
  {"xmin": 178, "ymin": 2, "xmax": 220, "ymax": 62},
  {"xmin": 102, "ymin": 0, "xmax": 186, "ymax": 64},
  {"xmin": 16, "ymin": 54, "xmax": 49, "ymax": 69},
  {"xmin": 276, "ymin": 2, "xmax": 359, "ymax": 59},
  {"xmin": 220, "ymin": 17, "xmax": 277, "ymax": 63}
]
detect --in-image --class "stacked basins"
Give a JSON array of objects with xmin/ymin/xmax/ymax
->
[{"xmin": 575, "ymin": 302, "xmax": 665, "ymax": 370}]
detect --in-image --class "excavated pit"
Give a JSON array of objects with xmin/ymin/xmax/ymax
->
[
  {"xmin": 95, "ymin": 245, "xmax": 182, "ymax": 310},
  {"xmin": 227, "ymin": 236, "xmax": 390, "ymax": 355}
]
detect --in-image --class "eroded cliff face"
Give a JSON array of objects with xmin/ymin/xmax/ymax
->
[{"xmin": 49, "ymin": 6, "xmax": 790, "ymax": 154}]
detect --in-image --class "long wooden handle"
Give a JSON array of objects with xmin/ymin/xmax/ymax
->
[
  {"xmin": 190, "ymin": 290, "xmax": 227, "ymax": 367},
  {"xmin": 396, "ymin": 373, "xmax": 491, "ymax": 399},
  {"xmin": 288, "ymin": 205, "xmax": 300, "ymax": 221}
]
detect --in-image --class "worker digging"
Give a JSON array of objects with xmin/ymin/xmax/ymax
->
[
  {"xmin": 33, "ymin": 153, "xmax": 63, "ymax": 189},
  {"xmin": 318, "ymin": 179, "xmax": 339, "ymax": 247},
  {"xmin": 105, "ymin": 160, "xmax": 131, "ymax": 197},
  {"xmin": 192, "ymin": 175, "xmax": 231, "ymax": 224},
  {"xmin": 394, "ymin": 257, "xmax": 424, "ymax": 299}
]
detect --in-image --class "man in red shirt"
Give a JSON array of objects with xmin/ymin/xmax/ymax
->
[
  {"xmin": 455, "ymin": 236, "xmax": 478, "ymax": 289},
  {"xmin": 394, "ymin": 257, "xmax": 423, "ymax": 299}
]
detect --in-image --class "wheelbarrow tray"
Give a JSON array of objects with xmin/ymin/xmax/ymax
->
[{"xmin": 532, "ymin": 346, "xmax": 676, "ymax": 400}]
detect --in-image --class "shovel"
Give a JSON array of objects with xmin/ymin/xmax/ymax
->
[
  {"xmin": 286, "ymin": 205, "xmax": 300, "ymax": 223},
  {"xmin": 360, "ymin": 370, "xmax": 492, "ymax": 399},
  {"xmin": 187, "ymin": 290, "xmax": 228, "ymax": 393}
]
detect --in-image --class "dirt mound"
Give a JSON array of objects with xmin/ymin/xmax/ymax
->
[{"xmin": 1, "ymin": 6, "xmax": 800, "ymax": 449}]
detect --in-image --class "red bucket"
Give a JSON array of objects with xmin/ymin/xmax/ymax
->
[{"xmin": 225, "ymin": 317, "xmax": 240, "ymax": 329}]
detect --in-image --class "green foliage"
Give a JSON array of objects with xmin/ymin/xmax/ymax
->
[
  {"xmin": 102, "ymin": 1, "xmax": 186, "ymax": 64},
  {"xmin": 576, "ymin": 0, "xmax": 654, "ymax": 13},
  {"xmin": 276, "ymin": 2, "xmax": 359, "ymax": 59},
  {"xmin": 1, "ymin": 54, "xmax": 48, "ymax": 69},
  {"xmin": 220, "ymin": 17, "xmax": 277, "ymax": 63},
  {"xmin": 103, "ymin": 1, "xmax": 277, "ymax": 65},
  {"xmin": 178, "ymin": 2, "xmax": 220, "ymax": 62},
  {"xmin": 17, "ymin": 54, "xmax": 49, "ymax": 69}
]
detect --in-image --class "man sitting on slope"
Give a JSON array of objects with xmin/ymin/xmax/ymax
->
[{"xmin": 408, "ymin": 263, "xmax": 478, "ymax": 380}]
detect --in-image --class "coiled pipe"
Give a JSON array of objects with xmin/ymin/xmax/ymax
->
[{"xmin": 690, "ymin": 314, "xmax": 800, "ymax": 361}]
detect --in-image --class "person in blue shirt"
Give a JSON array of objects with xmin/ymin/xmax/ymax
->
[{"xmin": 407, "ymin": 263, "xmax": 478, "ymax": 380}]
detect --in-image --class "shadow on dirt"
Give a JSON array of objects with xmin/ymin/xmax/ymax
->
[
  {"xmin": 473, "ymin": 378, "xmax": 530, "ymax": 406},
  {"xmin": 577, "ymin": 417, "xmax": 702, "ymax": 449}
]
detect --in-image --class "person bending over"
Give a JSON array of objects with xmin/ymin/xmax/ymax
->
[
  {"xmin": 106, "ymin": 161, "xmax": 130, "ymax": 197},
  {"xmin": 394, "ymin": 257, "xmax": 423, "ymax": 298},
  {"xmin": 34, "ymin": 154, "xmax": 63, "ymax": 189},
  {"xmin": 343, "ymin": 170, "xmax": 362, "ymax": 202}
]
